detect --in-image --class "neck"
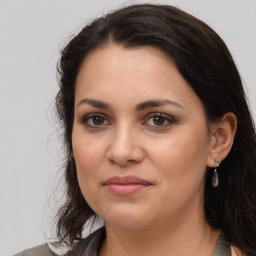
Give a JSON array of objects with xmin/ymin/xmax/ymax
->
[{"xmin": 99, "ymin": 205, "xmax": 221, "ymax": 256}]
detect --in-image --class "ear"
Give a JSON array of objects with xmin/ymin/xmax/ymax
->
[{"xmin": 207, "ymin": 112, "xmax": 237, "ymax": 167}]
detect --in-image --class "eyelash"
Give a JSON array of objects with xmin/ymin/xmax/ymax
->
[
  {"xmin": 80, "ymin": 113, "xmax": 110, "ymax": 128},
  {"xmin": 143, "ymin": 113, "xmax": 174, "ymax": 128},
  {"xmin": 80, "ymin": 112, "xmax": 174, "ymax": 129}
]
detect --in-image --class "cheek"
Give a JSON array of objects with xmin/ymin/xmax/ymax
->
[
  {"xmin": 72, "ymin": 125, "xmax": 108, "ymax": 169},
  {"xmin": 147, "ymin": 129, "xmax": 209, "ymax": 216},
  {"xmin": 73, "ymin": 139, "xmax": 106, "ymax": 214},
  {"xmin": 72, "ymin": 132, "xmax": 106, "ymax": 197},
  {"xmin": 151, "ymin": 126, "xmax": 210, "ymax": 187},
  {"xmin": 73, "ymin": 140, "xmax": 102, "ymax": 172}
]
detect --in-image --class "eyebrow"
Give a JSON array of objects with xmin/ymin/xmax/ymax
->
[
  {"xmin": 135, "ymin": 99, "xmax": 184, "ymax": 111},
  {"xmin": 77, "ymin": 98, "xmax": 183, "ymax": 110},
  {"xmin": 77, "ymin": 98, "xmax": 111, "ymax": 109}
]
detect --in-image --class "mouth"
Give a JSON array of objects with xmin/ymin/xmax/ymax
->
[{"xmin": 103, "ymin": 175, "xmax": 152, "ymax": 196}]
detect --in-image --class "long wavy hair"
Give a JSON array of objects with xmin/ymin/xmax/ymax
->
[{"xmin": 55, "ymin": 4, "xmax": 256, "ymax": 255}]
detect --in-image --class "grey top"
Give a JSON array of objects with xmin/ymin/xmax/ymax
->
[
  {"xmin": 212, "ymin": 232, "xmax": 231, "ymax": 256},
  {"xmin": 14, "ymin": 228, "xmax": 231, "ymax": 256}
]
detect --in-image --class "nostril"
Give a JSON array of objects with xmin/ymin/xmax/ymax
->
[{"xmin": 106, "ymin": 144, "xmax": 144, "ymax": 166}]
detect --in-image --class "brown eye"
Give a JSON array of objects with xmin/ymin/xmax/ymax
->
[
  {"xmin": 81, "ymin": 114, "xmax": 110, "ymax": 128},
  {"xmin": 153, "ymin": 116, "xmax": 165, "ymax": 126},
  {"xmin": 144, "ymin": 113, "xmax": 174, "ymax": 127},
  {"xmin": 92, "ymin": 116, "xmax": 105, "ymax": 125}
]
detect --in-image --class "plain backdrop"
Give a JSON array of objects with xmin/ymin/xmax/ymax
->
[{"xmin": 0, "ymin": 0, "xmax": 255, "ymax": 255}]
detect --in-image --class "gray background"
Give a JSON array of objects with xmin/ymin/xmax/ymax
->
[{"xmin": 0, "ymin": 0, "xmax": 255, "ymax": 255}]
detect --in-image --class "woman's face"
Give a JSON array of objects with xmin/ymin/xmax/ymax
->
[{"xmin": 72, "ymin": 44, "xmax": 214, "ymax": 230}]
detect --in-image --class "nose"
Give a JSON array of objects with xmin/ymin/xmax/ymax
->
[{"xmin": 106, "ymin": 125, "xmax": 144, "ymax": 166}]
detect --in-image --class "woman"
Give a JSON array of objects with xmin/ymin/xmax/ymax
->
[{"xmin": 16, "ymin": 4, "xmax": 256, "ymax": 256}]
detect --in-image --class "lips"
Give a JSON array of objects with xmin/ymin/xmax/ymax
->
[{"xmin": 103, "ymin": 176, "xmax": 152, "ymax": 196}]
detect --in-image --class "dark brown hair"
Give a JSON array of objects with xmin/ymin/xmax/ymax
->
[{"xmin": 56, "ymin": 4, "xmax": 256, "ymax": 255}]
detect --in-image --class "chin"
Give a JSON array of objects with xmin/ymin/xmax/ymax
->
[
  {"xmin": 106, "ymin": 217, "xmax": 152, "ymax": 231},
  {"xmin": 99, "ymin": 206, "xmax": 156, "ymax": 231}
]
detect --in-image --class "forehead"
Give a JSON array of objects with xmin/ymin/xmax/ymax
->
[
  {"xmin": 76, "ymin": 44, "xmax": 173, "ymax": 86},
  {"xmin": 75, "ymin": 44, "xmax": 203, "ymax": 113}
]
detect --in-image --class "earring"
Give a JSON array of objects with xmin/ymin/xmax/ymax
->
[{"xmin": 212, "ymin": 159, "xmax": 221, "ymax": 188}]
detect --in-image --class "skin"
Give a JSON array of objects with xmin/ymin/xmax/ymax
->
[{"xmin": 72, "ymin": 44, "xmax": 237, "ymax": 256}]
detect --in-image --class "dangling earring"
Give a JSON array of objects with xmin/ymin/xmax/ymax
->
[{"xmin": 212, "ymin": 159, "xmax": 221, "ymax": 188}]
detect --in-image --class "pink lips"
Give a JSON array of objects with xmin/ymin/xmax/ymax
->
[{"xmin": 103, "ymin": 176, "xmax": 152, "ymax": 196}]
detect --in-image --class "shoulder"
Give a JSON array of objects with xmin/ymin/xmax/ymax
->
[
  {"xmin": 14, "ymin": 227, "xmax": 105, "ymax": 256},
  {"xmin": 13, "ymin": 243, "xmax": 55, "ymax": 256},
  {"xmin": 66, "ymin": 227, "xmax": 106, "ymax": 256},
  {"xmin": 231, "ymin": 246, "xmax": 243, "ymax": 256}
]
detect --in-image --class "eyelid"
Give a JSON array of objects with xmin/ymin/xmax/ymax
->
[
  {"xmin": 80, "ymin": 112, "xmax": 111, "ymax": 127},
  {"xmin": 142, "ymin": 112, "xmax": 175, "ymax": 127},
  {"xmin": 79, "ymin": 112, "xmax": 175, "ymax": 129}
]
